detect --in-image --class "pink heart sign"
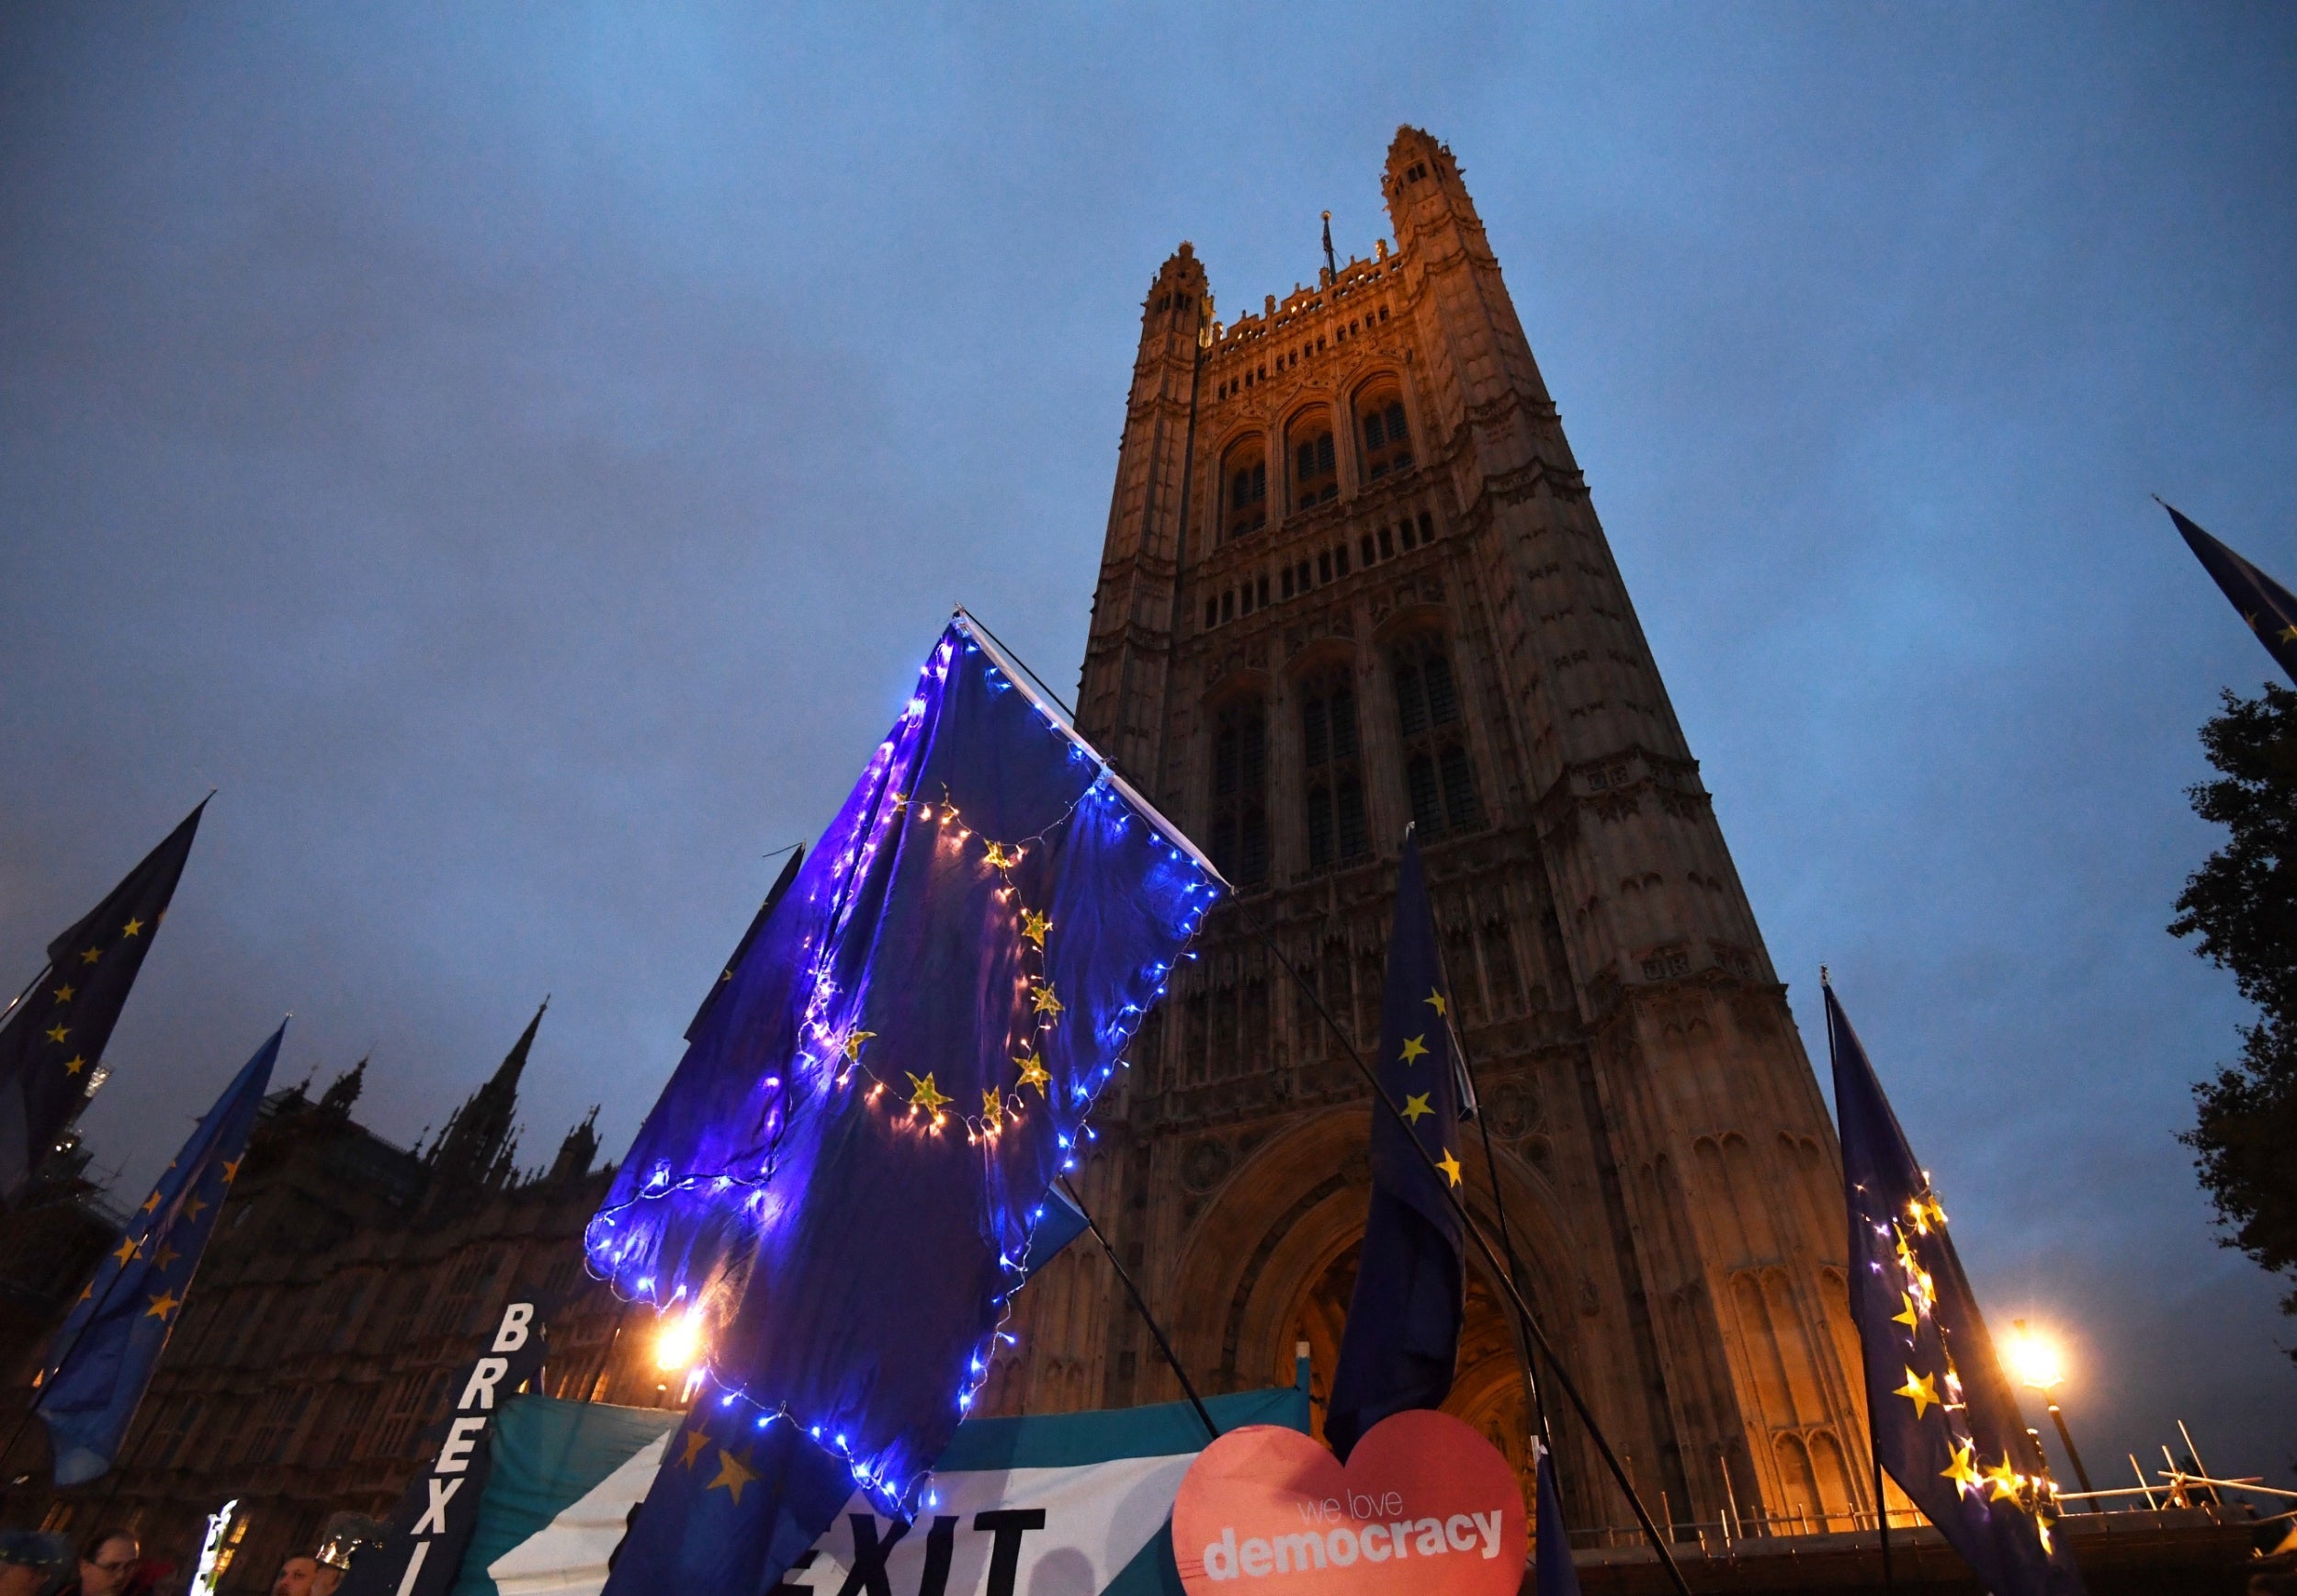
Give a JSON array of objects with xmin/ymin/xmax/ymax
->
[{"xmin": 1172, "ymin": 1409, "xmax": 1526, "ymax": 1594}]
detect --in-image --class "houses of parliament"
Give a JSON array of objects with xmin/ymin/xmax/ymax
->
[{"xmin": 0, "ymin": 126, "xmax": 1873, "ymax": 1584}]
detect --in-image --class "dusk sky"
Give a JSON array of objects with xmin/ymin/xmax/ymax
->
[{"xmin": 3, "ymin": 6, "xmax": 2292, "ymax": 1482}]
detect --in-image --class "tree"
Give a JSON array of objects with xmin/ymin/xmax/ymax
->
[{"xmin": 2171, "ymin": 683, "xmax": 2297, "ymax": 1353}]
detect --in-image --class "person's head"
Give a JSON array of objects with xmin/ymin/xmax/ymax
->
[
  {"xmin": 74, "ymin": 1532, "xmax": 137, "ymax": 1596},
  {"xmin": 0, "ymin": 1530, "xmax": 70, "ymax": 1596},
  {"xmin": 310, "ymin": 1561, "xmax": 343, "ymax": 1596},
  {"xmin": 270, "ymin": 1556, "xmax": 318, "ymax": 1596}
]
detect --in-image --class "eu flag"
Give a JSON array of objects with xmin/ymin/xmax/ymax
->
[
  {"xmin": 0, "ymin": 801, "xmax": 205, "ymax": 1198},
  {"xmin": 1533, "ymin": 1442, "xmax": 1582, "ymax": 1596},
  {"xmin": 1827, "ymin": 984, "xmax": 2084, "ymax": 1596},
  {"xmin": 587, "ymin": 613, "xmax": 1217, "ymax": 1594},
  {"xmin": 2165, "ymin": 501, "xmax": 2297, "ymax": 684},
  {"xmin": 1326, "ymin": 832, "xmax": 1466, "ymax": 1460},
  {"xmin": 36, "ymin": 1022, "xmax": 280, "ymax": 1485}
]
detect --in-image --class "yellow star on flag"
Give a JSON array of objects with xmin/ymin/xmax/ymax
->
[
  {"xmin": 1014, "ymin": 1052, "xmax": 1050, "ymax": 1094},
  {"xmin": 681, "ymin": 1429, "xmax": 710, "ymax": 1468},
  {"xmin": 1892, "ymin": 1293, "xmax": 1919, "ymax": 1330},
  {"xmin": 221, "ymin": 1158, "xmax": 243, "ymax": 1183},
  {"xmin": 2281, "ymin": 624, "xmax": 2297, "ymax": 644},
  {"xmin": 111, "ymin": 1236, "xmax": 141, "ymax": 1267},
  {"xmin": 153, "ymin": 1244, "xmax": 179, "ymax": 1272},
  {"xmin": 1021, "ymin": 910, "xmax": 1051, "ymax": 947},
  {"xmin": 44, "ymin": 1024, "xmax": 67, "ymax": 1045},
  {"xmin": 1030, "ymin": 981, "xmax": 1063, "ymax": 1018},
  {"xmin": 843, "ymin": 1030, "xmax": 877, "ymax": 1065},
  {"xmin": 707, "ymin": 1446, "xmax": 758, "ymax": 1504},
  {"xmin": 75, "ymin": 1283, "xmax": 92, "ymax": 1304},
  {"xmin": 1437, "ymin": 1149, "xmax": 1463, "ymax": 1187},
  {"xmin": 1398, "ymin": 1035, "xmax": 1429, "ymax": 1064},
  {"xmin": 144, "ymin": 1289, "xmax": 183, "ymax": 1321},
  {"xmin": 1983, "ymin": 1458, "xmax": 2022, "ymax": 1502},
  {"xmin": 182, "ymin": 1194, "xmax": 208, "ymax": 1220},
  {"xmin": 1425, "ymin": 989, "xmax": 1446, "ymax": 1017},
  {"xmin": 121, "ymin": 918, "xmax": 142, "ymax": 938},
  {"xmin": 1895, "ymin": 1367, "xmax": 1939, "ymax": 1420},
  {"xmin": 1401, "ymin": 1092, "xmax": 1432, "ymax": 1124},
  {"xmin": 981, "ymin": 1089, "xmax": 1003, "ymax": 1130},
  {"xmin": 908, "ymin": 1072, "xmax": 950, "ymax": 1116},
  {"xmin": 1941, "ymin": 1439, "xmax": 1980, "ymax": 1492},
  {"xmin": 140, "ymin": 1191, "xmax": 162, "ymax": 1214},
  {"xmin": 62, "ymin": 1056, "xmax": 85, "ymax": 1076},
  {"xmin": 78, "ymin": 947, "xmax": 102, "ymax": 966},
  {"xmin": 51, "ymin": 984, "xmax": 73, "ymax": 1004}
]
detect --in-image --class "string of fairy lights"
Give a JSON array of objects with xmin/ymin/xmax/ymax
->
[{"xmin": 1876, "ymin": 1178, "xmax": 2066, "ymax": 1555}]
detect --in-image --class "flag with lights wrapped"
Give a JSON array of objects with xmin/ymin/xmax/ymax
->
[
  {"xmin": 1325, "ymin": 831, "xmax": 1466, "ymax": 1460},
  {"xmin": 1827, "ymin": 983, "xmax": 2084, "ymax": 1596},
  {"xmin": 587, "ymin": 611, "xmax": 1220, "ymax": 1595},
  {"xmin": 0, "ymin": 800, "xmax": 205, "ymax": 1199},
  {"xmin": 35, "ymin": 1022, "xmax": 279, "ymax": 1485}
]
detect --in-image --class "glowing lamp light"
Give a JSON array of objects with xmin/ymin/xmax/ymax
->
[
  {"xmin": 655, "ymin": 1309, "xmax": 705, "ymax": 1374},
  {"xmin": 2005, "ymin": 1323, "xmax": 2065, "ymax": 1392}
]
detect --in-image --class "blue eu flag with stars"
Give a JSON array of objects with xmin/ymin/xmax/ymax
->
[
  {"xmin": 1326, "ymin": 831, "xmax": 1467, "ymax": 1460},
  {"xmin": 588, "ymin": 613, "xmax": 1218, "ymax": 1595},
  {"xmin": 2165, "ymin": 500, "xmax": 2297, "ymax": 684},
  {"xmin": 1827, "ymin": 982, "xmax": 2084, "ymax": 1596},
  {"xmin": 36, "ymin": 1021, "xmax": 281, "ymax": 1485}
]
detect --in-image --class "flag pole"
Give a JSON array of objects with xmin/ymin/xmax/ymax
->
[
  {"xmin": 1249, "ymin": 918, "xmax": 1696, "ymax": 1596},
  {"xmin": 1058, "ymin": 1176, "xmax": 1219, "ymax": 1443}
]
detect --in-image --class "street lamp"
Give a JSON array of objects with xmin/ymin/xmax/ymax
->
[{"xmin": 2008, "ymin": 1319, "xmax": 2094, "ymax": 1495}]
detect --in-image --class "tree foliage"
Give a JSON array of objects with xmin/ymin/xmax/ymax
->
[{"xmin": 2171, "ymin": 683, "xmax": 2297, "ymax": 1344}]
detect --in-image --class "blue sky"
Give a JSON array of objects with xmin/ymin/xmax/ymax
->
[{"xmin": 3, "ymin": 5, "xmax": 2292, "ymax": 1485}]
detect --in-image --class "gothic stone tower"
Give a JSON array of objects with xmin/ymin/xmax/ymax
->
[{"xmin": 987, "ymin": 127, "xmax": 1875, "ymax": 1542}]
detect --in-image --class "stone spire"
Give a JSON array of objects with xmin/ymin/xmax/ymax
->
[
  {"xmin": 318, "ymin": 1057, "xmax": 367, "ymax": 1117},
  {"xmin": 548, "ymin": 1104, "xmax": 600, "ymax": 1183},
  {"xmin": 424, "ymin": 999, "xmax": 545, "ymax": 1207}
]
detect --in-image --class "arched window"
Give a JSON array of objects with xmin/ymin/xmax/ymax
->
[
  {"xmin": 1300, "ymin": 670, "xmax": 1368, "ymax": 870},
  {"xmin": 1210, "ymin": 699, "xmax": 1269, "ymax": 888},
  {"xmin": 1391, "ymin": 639, "xmax": 1479, "ymax": 837},
  {"xmin": 1224, "ymin": 438, "xmax": 1267, "ymax": 541},
  {"xmin": 1356, "ymin": 387, "xmax": 1413, "ymax": 480},
  {"xmin": 1288, "ymin": 411, "xmax": 1338, "ymax": 510}
]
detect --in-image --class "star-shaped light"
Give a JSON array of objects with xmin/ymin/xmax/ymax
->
[
  {"xmin": 144, "ymin": 1289, "xmax": 183, "ymax": 1321},
  {"xmin": 681, "ymin": 1429, "xmax": 711, "ymax": 1468},
  {"xmin": 1021, "ymin": 910, "xmax": 1051, "ymax": 948},
  {"xmin": 44, "ymin": 1024, "xmax": 67, "ymax": 1045},
  {"xmin": 1436, "ymin": 1149, "xmax": 1463, "ymax": 1187},
  {"xmin": 983, "ymin": 843, "xmax": 1017, "ymax": 871},
  {"xmin": 1941, "ymin": 1439, "xmax": 1980, "ymax": 1494},
  {"xmin": 1895, "ymin": 1368, "xmax": 1939, "ymax": 1420},
  {"xmin": 1030, "ymin": 981, "xmax": 1063, "ymax": 1018},
  {"xmin": 1424, "ymin": 989, "xmax": 1447, "ymax": 1017},
  {"xmin": 843, "ymin": 1030, "xmax": 877, "ymax": 1065},
  {"xmin": 78, "ymin": 947, "xmax": 101, "ymax": 966},
  {"xmin": 1401, "ymin": 1092, "xmax": 1432, "ymax": 1124},
  {"xmin": 51, "ymin": 984, "xmax": 73, "ymax": 1004},
  {"xmin": 1398, "ymin": 1036, "xmax": 1429, "ymax": 1064},
  {"xmin": 1983, "ymin": 1458, "xmax": 2022, "ymax": 1502},
  {"xmin": 908, "ymin": 1072, "xmax": 950, "ymax": 1116},
  {"xmin": 980, "ymin": 1089, "xmax": 1003, "ymax": 1130},
  {"xmin": 888, "ymin": 791, "xmax": 910, "ymax": 811},
  {"xmin": 707, "ymin": 1446, "xmax": 758, "ymax": 1504},
  {"xmin": 121, "ymin": 917, "xmax": 143, "ymax": 938},
  {"xmin": 1014, "ymin": 1051, "xmax": 1050, "ymax": 1094}
]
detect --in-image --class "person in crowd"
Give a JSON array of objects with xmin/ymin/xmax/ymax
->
[
  {"xmin": 0, "ymin": 1530, "xmax": 71, "ymax": 1596},
  {"xmin": 56, "ymin": 1531, "xmax": 138, "ymax": 1596},
  {"xmin": 270, "ymin": 1554, "xmax": 342, "ymax": 1596}
]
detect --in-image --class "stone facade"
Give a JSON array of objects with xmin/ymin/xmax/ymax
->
[
  {"xmin": 0, "ymin": 1020, "xmax": 665, "ymax": 1594},
  {"xmin": 982, "ymin": 126, "xmax": 1877, "ymax": 1543}
]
